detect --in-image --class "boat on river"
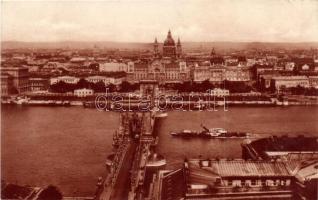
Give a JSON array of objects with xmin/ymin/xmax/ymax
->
[{"xmin": 170, "ymin": 124, "xmax": 252, "ymax": 139}]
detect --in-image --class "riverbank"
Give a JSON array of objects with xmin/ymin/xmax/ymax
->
[{"xmin": 2, "ymin": 98, "xmax": 318, "ymax": 109}]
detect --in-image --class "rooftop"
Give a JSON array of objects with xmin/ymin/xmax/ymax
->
[
  {"xmin": 272, "ymin": 76, "xmax": 308, "ymax": 80},
  {"xmin": 186, "ymin": 159, "xmax": 292, "ymax": 179}
]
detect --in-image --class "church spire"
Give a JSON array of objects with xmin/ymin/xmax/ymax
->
[
  {"xmin": 167, "ymin": 30, "xmax": 172, "ymax": 39},
  {"xmin": 153, "ymin": 37, "xmax": 159, "ymax": 58},
  {"xmin": 210, "ymin": 48, "xmax": 216, "ymax": 56},
  {"xmin": 177, "ymin": 37, "xmax": 181, "ymax": 45},
  {"xmin": 176, "ymin": 37, "xmax": 182, "ymax": 58}
]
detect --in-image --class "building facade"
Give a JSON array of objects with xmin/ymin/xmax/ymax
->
[
  {"xmin": 29, "ymin": 77, "xmax": 49, "ymax": 92},
  {"xmin": 127, "ymin": 60, "xmax": 190, "ymax": 83},
  {"xmin": 1, "ymin": 72, "xmax": 14, "ymax": 96},
  {"xmin": 308, "ymin": 76, "xmax": 318, "ymax": 88},
  {"xmin": 99, "ymin": 62, "xmax": 128, "ymax": 72},
  {"xmin": 2, "ymin": 66, "xmax": 29, "ymax": 94},
  {"xmin": 50, "ymin": 76, "xmax": 80, "ymax": 85},
  {"xmin": 74, "ymin": 88, "xmax": 94, "ymax": 97},
  {"xmin": 271, "ymin": 76, "xmax": 309, "ymax": 90},
  {"xmin": 85, "ymin": 75, "xmax": 123, "ymax": 85}
]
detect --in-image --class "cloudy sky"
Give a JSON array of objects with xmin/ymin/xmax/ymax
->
[{"xmin": 1, "ymin": 0, "xmax": 318, "ymax": 42}]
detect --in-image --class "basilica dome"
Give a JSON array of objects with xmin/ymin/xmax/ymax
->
[{"xmin": 163, "ymin": 30, "xmax": 175, "ymax": 46}]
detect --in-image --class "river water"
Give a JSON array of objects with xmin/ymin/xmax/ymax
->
[{"xmin": 1, "ymin": 105, "xmax": 318, "ymax": 196}]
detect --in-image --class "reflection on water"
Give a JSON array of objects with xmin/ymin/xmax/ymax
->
[{"xmin": 1, "ymin": 105, "xmax": 318, "ymax": 196}]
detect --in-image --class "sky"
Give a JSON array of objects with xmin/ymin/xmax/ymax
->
[{"xmin": 1, "ymin": 0, "xmax": 318, "ymax": 42}]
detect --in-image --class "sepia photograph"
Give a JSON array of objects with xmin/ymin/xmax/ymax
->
[{"xmin": 1, "ymin": 0, "xmax": 318, "ymax": 199}]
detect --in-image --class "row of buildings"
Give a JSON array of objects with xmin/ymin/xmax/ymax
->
[{"xmin": 2, "ymin": 31, "xmax": 318, "ymax": 96}]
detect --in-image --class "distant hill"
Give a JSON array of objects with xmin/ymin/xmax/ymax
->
[{"xmin": 2, "ymin": 41, "xmax": 318, "ymax": 51}]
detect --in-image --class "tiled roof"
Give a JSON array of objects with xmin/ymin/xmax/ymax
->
[
  {"xmin": 187, "ymin": 159, "xmax": 292, "ymax": 179},
  {"xmin": 134, "ymin": 63, "xmax": 148, "ymax": 69}
]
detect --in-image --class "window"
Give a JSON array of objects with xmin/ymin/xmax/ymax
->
[
  {"xmin": 251, "ymin": 179, "xmax": 256, "ymax": 186},
  {"xmin": 275, "ymin": 180, "xmax": 280, "ymax": 186},
  {"xmin": 261, "ymin": 180, "xmax": 266, "ymax": 186},
  {"xmin": 281, "ymin": 180, "xmax": 285, "ymax": 186},
  {"xmin": 215, "ymin": 178, "xmax": 221, "ymax": 186},
  {"xmin": 228, "ymin": 180, "xmax": 232, "ymax": 186}
]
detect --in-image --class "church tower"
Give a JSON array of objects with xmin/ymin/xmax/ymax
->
[
  {"xmin": 176, "ymin": 37, "xmax": 182, "ymax": 58},
  {"xmin": 153, "ymin": 37, "xmax": 159, "ymax": 58},
  {"xmin": 210, "ymin": 48, "xmax": 216, "ymax": 57}
]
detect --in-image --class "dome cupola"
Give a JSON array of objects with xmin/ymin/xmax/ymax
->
[{"xmin": 164, "ymin": 30, "xmax": 175, "ymax": 46}]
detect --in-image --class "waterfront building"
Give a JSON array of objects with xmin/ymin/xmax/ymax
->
[
  {"xmin": 1, "ymin": 66, "xmax": 29, "ymax": 94},
  {"xmin": 29, "ymin": 77, "xmax": 49, "ymax": 92},
  {"xmin": 1, "ymin": 72, "xmax": 14, "ymax": 96},
  {"xmin": 225, "ymin": 66, "xmax": 250, "ymax": 82},
  {"xmin": 152, "ymin": 159, "xmax": 295, "ymax": 200},
  {"xmin": 308, "ymin": 76, "xmax": 318, "ymax": 88},
  {"xmin": 50, "ymin": 76, "xmax": 80, "ymax": 85},
  {"xmin": 194, "ymin": 63, "xmax": 251, "ymax": 83},
  {"xmin": 271, "ymin": 76, "xmax": 309, "ymax": 91},
  {"xmin": 99, "ymin": 61, "xmax": 128, "ymax": 72},
  {"xmin": 193, "ymin": 63, "xmax": 211, "ymax": 82},
  {"xmin": 148, "ymin": 59, "xmax": 166, "ymax": 82},
  {"xmin": 210, "ymin": 88, "xmax": 230, "ymax": 97},
  {"xmin": 85, "ymin": 75, "xmax": 123, "ymax": 85},
  {"xmin": 258, "ymin": 71, "xmax": 282, "ymax": 89},
  {"xmin": 74, "ymin": 88, "xmax": 94, "ymax": 97},
  {"xmin": 127, "ymin": 61, "xmax": 148, "ymax": 82},
  {"xmin": 184, "ymin": 159, "xmax": 293, "ymax": 199},
  {"xmin": 125, "ymin": 31, "xmax": 188, "ymax": 83},
  {"xmin": 127, "ymin": 59, "xmax": 190, "ymax": 83},
  {"xmin": 210, "ymin": 65, "xmax": 225, "ymax": 82}
]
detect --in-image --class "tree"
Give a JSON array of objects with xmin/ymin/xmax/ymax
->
[
  {"xmin": 119, "ymin": 81, "xmax": 135, "ymax": 92},
  {"xmin": 93, "ymin": 81, "xmax": 106, "ymax": 93},
  {"xmin": 38, "ymin": 185, "xmax": 63, "ymax": 200},
  {"xmin": 76, "ymin": 78, "xmax": 90, "ymax": 89},
  {"xmin": 224, "ymin": 80, "xmax": 252, "ymax": 93},
  {"xmin": 50, "ymin": 81, "xmax": 75, "ymax": 93}
]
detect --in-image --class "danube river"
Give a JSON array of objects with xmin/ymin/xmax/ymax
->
[{"xmin": 1, "ymin": 105, "xmax": 318, "ymax": 196}]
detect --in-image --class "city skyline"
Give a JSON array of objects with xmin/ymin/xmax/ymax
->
[{"xmin": 2, "ymin": 0, "xmax": 318, "ymax": 43}]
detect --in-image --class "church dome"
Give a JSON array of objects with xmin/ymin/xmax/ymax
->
[{"xmin": 163, "ymin": 30, "xmax": 175, "ymax": 46}]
